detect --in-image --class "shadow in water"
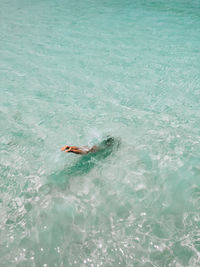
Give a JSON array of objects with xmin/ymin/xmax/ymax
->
[{"xmin": 48, "ymin": 137, "xmax": 121, "ymax": 187}]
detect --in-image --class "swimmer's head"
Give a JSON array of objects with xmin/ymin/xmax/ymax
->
[{"xmin": 104, "ymin": 137, "xmax": 115, "ymax": 146}]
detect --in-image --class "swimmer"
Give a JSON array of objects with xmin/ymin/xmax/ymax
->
[
  {"xmin": 61, "ymin": 137, "xmax": 116, "ymax": 155},
  {"xmin": 61, "ymin": 145, "xmax": 98, "ymax": 155}
]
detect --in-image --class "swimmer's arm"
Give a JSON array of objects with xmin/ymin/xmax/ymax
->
[
  {"xmin": 69, "ymin": 147, "xmax": 87, "ymax": 154},
  {"xmin": 61, "ymin": 146, "xmax": 87, "ymax": 154},
  {"xmin": 61, "ymin": 145, "xmax": 98, "ymax": 155}
]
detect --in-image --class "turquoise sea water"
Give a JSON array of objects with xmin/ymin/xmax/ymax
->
[{"xmin": 1, "ymin": 0, "xmax": 200, "ymax": 266}]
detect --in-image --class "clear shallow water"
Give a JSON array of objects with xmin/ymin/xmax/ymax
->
[{"xmin": 1, "ymin": 0, "xmax": 200, "ymax": 266}]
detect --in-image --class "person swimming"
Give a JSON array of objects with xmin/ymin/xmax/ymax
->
[
  {"xmin": 61, "ymin": 137, "xmax": 116, "ymax": 155},
  {"xmin": 61, "ymin": 144, "xmax": 98, "ymax": 155}
]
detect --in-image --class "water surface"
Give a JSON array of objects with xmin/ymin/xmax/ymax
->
[{"xmin": 1, "ymin": 0, "xmax": 200, "ymax": 266}]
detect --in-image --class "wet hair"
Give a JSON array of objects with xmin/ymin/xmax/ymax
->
[{"xmin": 102, "ymin": 137, "xmax": 115, "ymax": 147}]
